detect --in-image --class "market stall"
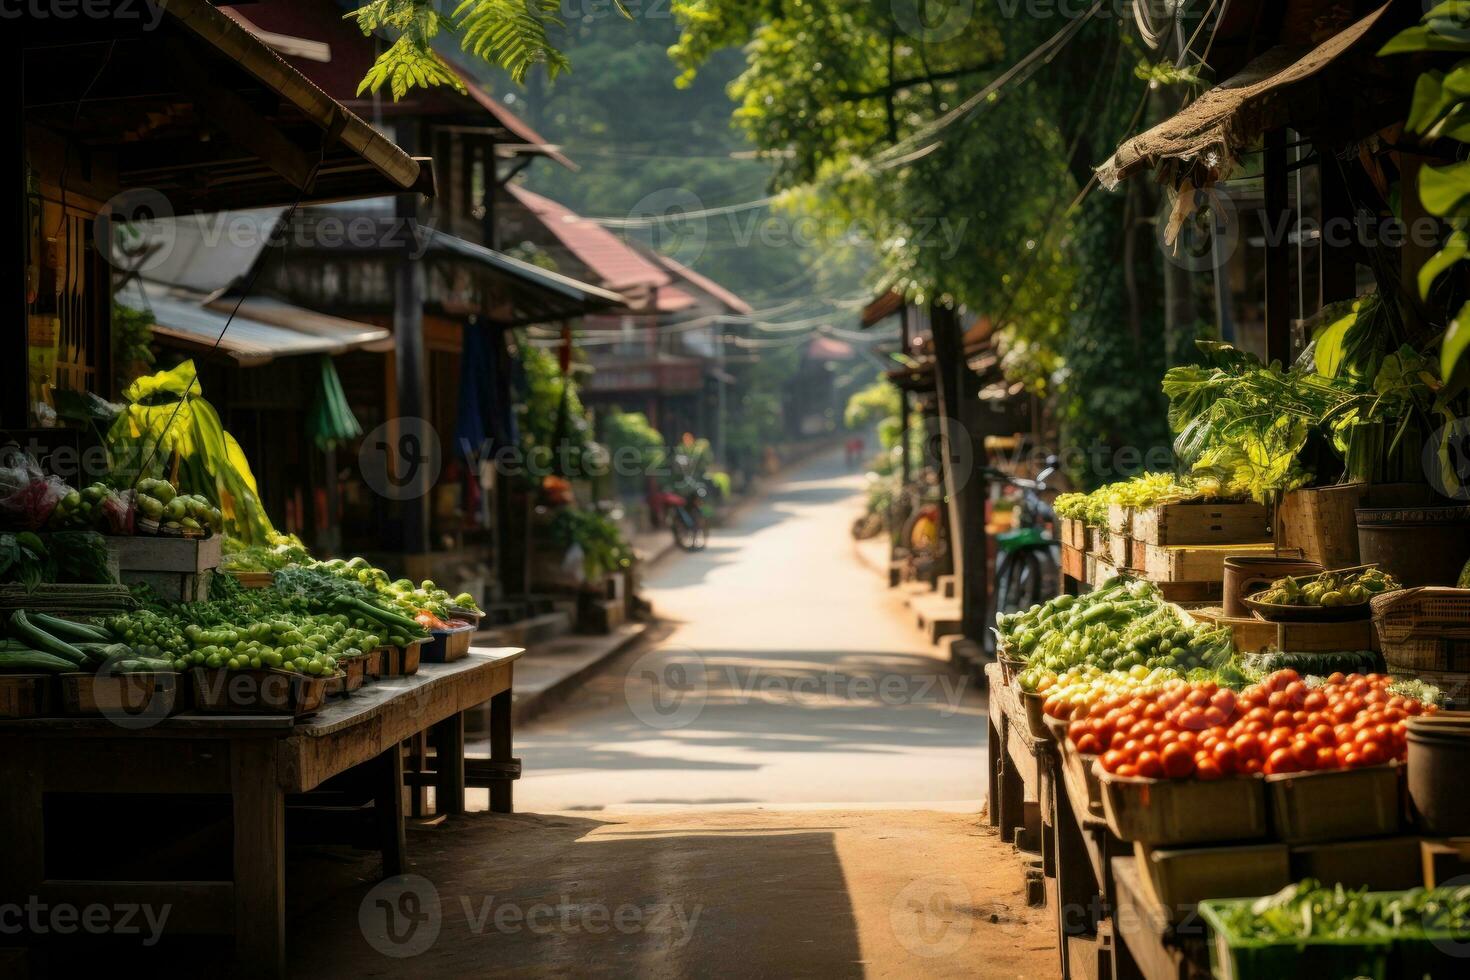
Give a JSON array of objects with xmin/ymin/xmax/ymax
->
[{"xmin": 987, "ymin": 3, "xmax": 1470, "ymax": 976}]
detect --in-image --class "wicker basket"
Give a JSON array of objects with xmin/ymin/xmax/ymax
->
[{"xmin": 1372, "ymin": 588, "xmax": 1470, "ymax": 672}]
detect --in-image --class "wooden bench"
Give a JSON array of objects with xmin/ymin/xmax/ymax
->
[{"xmin": 0, "ymin": 648, "xmax": 523, "ymax": 977}]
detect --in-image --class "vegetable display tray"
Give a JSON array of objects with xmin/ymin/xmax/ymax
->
[
  {"xmin": 1020, "ymin": 691, "xmax": 1051, "ymax": 740},
  {"xmin": 1099, "ymin": 768, "xmax": 1268, "ymax": 846},
  {"xmin": 0, "ymin": 674, "xmax": 54, "ymax": 719},
  {"xmin": 421, "ymin": 622, "xmax": 475, "ymax": 664},
  {"xmin": 323, "ymin": 655, "xmax": 368, "ymax": 697},
  {"xmin": 1243, "ymin": 593, "xmax": 1372, "ymax": 622},
  {"xmin": 374, "ymin": 642, "xmax": 424, "ymax": 678},
  {"xmin": 1196, "ymin": 898, "xmax": 1393, "ymax": 980},
  {"xmin": 190, "ymin": 668, "xmax": 332, "ymax": 716},
  {"xmin": 1265, "ymin": 764, "xmax": 1402, "ymax": 844},
  {"xmin": 1135, "ymin": 841, "xmax": 1291, "ymax": 924},
  {"xmin": 59, "ymin": 671, "xmax": 185, "ymax": 718}
]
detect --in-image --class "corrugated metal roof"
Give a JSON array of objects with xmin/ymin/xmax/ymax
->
[
  {"xmin": 504, "ymin": 184, "xmax": 689, "ymax": 300},
  {"xmin": 141, "ymin": 281, "xmax": 389, "ymax": 365}
]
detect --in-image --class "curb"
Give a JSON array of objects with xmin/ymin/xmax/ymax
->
[{"xmin": 508, "ymin": 621, "xmax": 654, "ymax": 727}]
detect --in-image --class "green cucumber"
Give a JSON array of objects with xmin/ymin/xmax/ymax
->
[
  {"xmin": 30, "ymin": 613, "xmax": 110, "ymax": 644},
  {"xmin": 8, "ymin": 610, "xmax": 89, "ymax": 667},
  {"xmin": 0, "ymin": 649, "xmax": 77, "ymax": 673}
]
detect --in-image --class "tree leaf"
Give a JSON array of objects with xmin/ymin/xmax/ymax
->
[
  {"xmin": 1443, "ymin": 300, "xmax": 1470, "ymax": 382},
  {"xmin": 1420, "ymin": 161, "xmax": 1470, "ymax": 216},
  {"xmin": 1420, "ymin": 231, "xmax": 1469, "ymax": 300}
]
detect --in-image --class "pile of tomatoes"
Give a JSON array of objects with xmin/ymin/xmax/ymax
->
[{"xmin": 1067, "ymin": 670, "xmax": 1435, "ymax": 780}]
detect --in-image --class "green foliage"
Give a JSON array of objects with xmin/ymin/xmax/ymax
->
[
  {"xmin": 107, "ymin": 360, "xmax": 276, "ymax": 545},
  {"xmin": 600, "ymin": 408, "xmax": 665, "ymax": 497},
  {"xmin": 843, "ymin": 375, "xmax": 899, "ymax": 431},
  {"xmin": 349, "ymin": 0, "xmax": 626, "ymax": 96},
  {"xmin": 1381, "ymin": 5, "xmax": 1470, "ymax": 380},
  {"xmin": 111, "ymin": 303, "xmax": 155, "ymax": 392},
  {"xmin": 548, "ymin": 508, "xmax": 631, "ymax": 580},
  {"xmin": 517, "ymin": 343, "xmax": 596, "ymax": 476}
]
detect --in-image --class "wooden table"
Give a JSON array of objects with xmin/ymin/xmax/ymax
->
[{"xmin": 0, "ymin": 648, "xmax": 522, "ymax": 977}]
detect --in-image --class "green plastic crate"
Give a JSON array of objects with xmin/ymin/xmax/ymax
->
[{"xmin": 1196, "ymin": 898, "xmax": 1393, "ymax": 980}]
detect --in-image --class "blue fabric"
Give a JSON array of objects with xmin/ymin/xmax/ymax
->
[{"xmin": 453, "ymin": 319, "xmax": 518, "ymax": 459}]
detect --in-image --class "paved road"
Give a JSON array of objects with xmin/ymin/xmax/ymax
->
[{"xmin": 514, "ymin": 448, "xmax": 989, "ymax": 812}]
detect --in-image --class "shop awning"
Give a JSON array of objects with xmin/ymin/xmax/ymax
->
[
  {"xmin": 138, "ymin": 281, "xmax": 391, "ymax": 366},
  {"xmin": 1096, "ymin": 2, "xmax": 1396, "ymax": 189},
  {"xmin": 23, "ymin": 0, "xmax": 433, "ymax": 213}
]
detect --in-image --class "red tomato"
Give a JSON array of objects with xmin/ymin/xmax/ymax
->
[
  {"xmin": 1161, "ymin": 742, "xmax": 1195, "ymax": 778},
  {"xmin": 1141, "ymin": 733, "xmax": 1159, "ymax": 750},
  {"xmin": 1115, "ymin": 713, "xmax": 1138, "ymax": 734},
  {"xmin": 1116, "ymin": 764, "xmax": 1139, "ymax": 778},
  {"xmin": 1264, "ymin": 747, "xmax": 1299, "ymax": 775},
  {"xmin": 1101, "ymin": 749, "xmax": 1127, "ymax": 772},
  {"xmin": 1143, "ymin": 702, "xmax": 1165, "ymax": 720},
  {"xmin": 1291, "ymin": 740, "xmax": 1318, "ymax": 771},
  {"xmin": 1303, "ymin": 690, "xmax": 1327, "ymax": 711},
  {"xmin": 1316, "ymin": 747, "xmax": 1338, "ymax": 770},
  {"xmin": 1122, "ymin": 738, "xmax": 1143, "ymax": 756},
  {"xmin": 1240, "ymin": 756, "xmax": 1262, "ymax": 775},
  {"xmin": 1195, "ymin": 756, "xmax": 1224, "ymax": 781},
  {"xmin": 1136, "ymin": 751, "xmax": 1164, "ymax": 779},
  {"xmin": 1310, "ymin": 724, "xmax": 1336, "ymax": 747},
  {"xmin": 1267, "ymin": 691, "xmax": 1290, "ymax": 711},
  {"xmin": 1359, "ymin": 742, "xmax": 1385, "ymax": 767},
  {"xmin": 1211, "ymin": 741, "xmax": 1238, "ymax": 775},
  {"xmin": 1178, "ymin": 709, "xmax": 1205, "ymax": 731},
  {"xmin": 1076, "ymin": 733, "xmax": 1102, "ymax": 755},
  {"xmin": 1202, "ymin": 706, "xmax": 1228, "ymax": 727},
  {"xmin": 1272, "ymin": 710, "xmax": 1295, "ymax": 729},
  {"xmin": 1266, "ymin": 728, "xmax": 1295, "ymax": 754},
  {"xmin": 1234, "ymin": 734, "xmax": 1262, "ymax": 761},
  {"xmin": 1247, "ymin": 706, "xmax": 1273, "ymax": 724}
]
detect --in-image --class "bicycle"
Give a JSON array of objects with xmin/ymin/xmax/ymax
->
[
  {"xmin": 984, "ymin": 457, "xmax": 1061, "ymax": 627},
  {"xmin": 665, "ymin": 486, "xmax": 709, "ymax": 552}
]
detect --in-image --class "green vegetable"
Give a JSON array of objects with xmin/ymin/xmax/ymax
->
[
  {"xmin": 7, "ymin": 610, "xmax": 89, "ymax": 667},
  {"xmin": 0, "ymin": 649, "xmax": 78, "ymax": 673},
  {"xmin": 31, "ymin": 613, "xmax": 110, "ymax": 644}
]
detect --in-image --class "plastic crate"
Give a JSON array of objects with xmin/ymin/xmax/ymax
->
[{"xmin": 1197, "ymin": 898, "xmax": 1393, "ymax": 980}]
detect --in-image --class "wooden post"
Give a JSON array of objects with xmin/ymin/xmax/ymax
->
[
  {"xmin": 930, "ymin": 302, "xmax": 989, "ymax": 642},
  {"xmin": 232, "ymin": 739, "xmax": 286, "ymax": 979},
  {"xmin": 898, "ymin": 302, "xmax": 912, "ymax": 486},
  {"xmin": 4, "ymin": 35, "xmax": 26, "ymax": 428},
  {"xmin": 1263, "ymin": 128, "xmax": 1293, "ymax": 365},
  {"xmin": 393, "ymin": 122, "xmax": 431, "ymax": 556},
  {"xmin": 373, "ymin": 744, "xmax": 407, "ymax": 878},
  {"xmin": 431, "ymin": 711, "xmax": 466, "ymax": 815},
  {"xmin": 1319, "ymin": 151, "xmax": 1358, "ymax": 305},
  {"xmin": 489, "ymin": 688, "xmax": 515, "ymax": 814}
]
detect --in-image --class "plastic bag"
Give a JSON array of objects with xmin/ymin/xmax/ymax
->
[
  {"xmin": 99, "ymin": 487, "xmax": 137, "ymax": 535},
  {"xmin": 0, "ymin": 451, "xmax": 70, "ymax": 531}
]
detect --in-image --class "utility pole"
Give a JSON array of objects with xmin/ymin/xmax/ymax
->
[
  {"xmin": 898, "ymin": 302, "xmax": 911, "ymax": 486},
  {"xmin": 930, "ymin": 302, "xmax": 990, "ymax": 645}
]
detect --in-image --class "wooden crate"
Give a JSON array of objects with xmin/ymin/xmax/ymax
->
[
  {"xmin": 1089, "ymin": 526, "xmax": 1109, "ymax": 554},
  {"xmin": 1131, "ymin": 500, "xmax": 1271, "ymax": 546},
  {"xmin": 1109, "ymin": 533, "xmax": 1134, "ymax": 570},
  {"xmin": 1141, "ymin": 542, "xmax": 1295, "ymax": 583},
  {"xmin": 1107, "ymin": 503, "xmax": 1133, "ymax": 537},
  {"xmin": 1088, "ymin": 555, "xmax": 1116, "ymax": 587},
  {"xmin": 1061, "ymin": 544, "xmax": 1086, "ymax": 581},
  {"xmin": 1279, "ymin": 483, "xmax": 1367, "ymax": 569},
  {"xmin": 1158, "ymin": 580, "xmax": 1224, "ymax": 604},
  {"xmin": 1060, "ymin": 518, "xmax": 1089, "ymax": 552},
  {"xmin": 59, "ymin": 671, "xmax": 184, "ymax": 717},
  {"xmin": 0, "ymin": 675, "xmax": 53, "ymax": 719},
  {"xmin": 110, "ymin": 535, "xmax": 223, "ymax": 603}
]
